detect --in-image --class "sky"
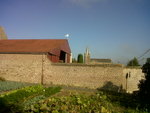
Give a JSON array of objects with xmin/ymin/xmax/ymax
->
[{"xmin": 0, "ymin": 0, "xmax": 150, "ymax": 64}]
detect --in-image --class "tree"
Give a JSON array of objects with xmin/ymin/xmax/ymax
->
[
  {"xmin": 127, "ymin": 57, "xmax": 140, "ymax": 66},
  {"xmin": 138, "ymin": 58, "xmax": 150, "ymax": 110},
  {"xmin": 72, "ymin": 58, "xmax": 77, "ymax": 63},
  {"xmin": 146, "ymin": 58, "xmax": 150, "ymax": 63},
  {"xmin": 77, "ymin": 54, "xmax": 83, "ymax": 63}
]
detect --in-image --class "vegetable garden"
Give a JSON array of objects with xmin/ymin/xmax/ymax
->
[
  {"xmin": 0, "ymin": 81, "xmax": 149, "ymax": 113},
  {"xmin": 0, "ymin": 81, "xmax": 61, "ymax": 112}
]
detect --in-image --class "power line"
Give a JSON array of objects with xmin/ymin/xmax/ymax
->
[
  {"xmin": 139, "ymin": 57, "xmax": 146, "ymax": 62},
  {"xmin": 138, "ymin": 49, "xmax": 150, "ymax": 59}
]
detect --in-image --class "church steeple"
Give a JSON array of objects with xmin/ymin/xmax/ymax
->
[
  {"xmin": 86, "ymin": 48, "xmax": 90, "ymax": 55},
  {"xmin": 84, "ymin": 47, "xmax": 90, "ymax": 64}
]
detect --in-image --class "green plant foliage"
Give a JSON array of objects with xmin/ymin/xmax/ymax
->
[
  {"xmin": 146, "ymin": 58, "xmax": 150, "ymax": 64},
  {"xmin": 0, "ymin": 81, "xmax": 34, "ymax": 93},
  {"xmin": 127, "ymin": 57, "xmax": 140, "ymax": 66},
  {"xmin": 138, "ymin": 60, "xmax": 150, "ymax": 111},
  {"xmin": 77, "ymin": 54, "xmax": 83, "ymax": 63},
  {"xmin": 24, "ymin": 93, "xmax": 113, "ymax": 113},
  {"xmin": 0, "ymin": 85, "xmax": 61, "ymax": 113},
  {"xmin": 23, "ymin": 91, "xmax": 149, "ymax": 113},
  {"xmin": 0, "ymin": 85, "xmax": 149, "ymax": 113},
  {"xmin": 23, "ymin": 95, "xmax": 46, "ymax": 110},
  {"xmin": 72, "ymin": 58, "xmax": 77, "ymax": 63},
  {"xmin": 44, "ymin": 86, "xmax": 61, "ymax": 97},
  {"xmin": 0, "ymin": 85, "xmax": 43, "ymax": 103},
  {"xmin": 101, "ymin": 90, "xmax": 139, "ymax": 109}
]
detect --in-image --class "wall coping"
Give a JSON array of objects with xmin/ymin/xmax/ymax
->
[
  {"xmin": 51, "ymin": 63, "xmax": 123, "ymax": 67},
  {"xmin": 125, "ymin": 66, "xmax": 142, "ymax": 69}
]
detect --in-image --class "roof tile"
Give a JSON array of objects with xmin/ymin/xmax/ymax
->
[{"xmin": 0, "ymin": 39, "xmax": 71, "ymax": 54}]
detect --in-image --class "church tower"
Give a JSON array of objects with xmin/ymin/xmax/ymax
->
[
  {"xmin": 0, "ymin": 26, "xmax": 7, "ymax": 40},
  {"xmin": 84, "ymin": 48, "xmax": 90, "ymax": 64}
]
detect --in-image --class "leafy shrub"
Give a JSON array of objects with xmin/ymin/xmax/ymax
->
[
  {"xmin": 77, "ymin": 54, "xmax": 83, "ymax": 63},
  {"xmin": 138, "ymin": 60, "xmax": 150, "ymax": 111}
]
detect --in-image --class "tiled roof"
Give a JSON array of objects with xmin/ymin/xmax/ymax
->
[{"xmin": 0, "ymin": 39, "xmax": 71, "ymax": 55}]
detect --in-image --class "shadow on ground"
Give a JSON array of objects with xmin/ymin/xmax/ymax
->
[
  {"xmin": 97, "ymin": 81, "xmax": 123, "ymax": 92},
  {"xmin": 97, "ymin": 81, "xmax": 140, "ymax": 109}
]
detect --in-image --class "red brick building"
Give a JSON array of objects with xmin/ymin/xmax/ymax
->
[{"xmin": 0, "ymin": 39, "xmax": 71, "ymax": 63}]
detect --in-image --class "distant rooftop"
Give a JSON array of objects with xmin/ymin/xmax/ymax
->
[
  {"xmin": 91, "ymin": 58, "xmax": 112, "ymax": 63},
  {"xmin": 0, "ymin": 26, "xmax": 7, "ymax": 40}
]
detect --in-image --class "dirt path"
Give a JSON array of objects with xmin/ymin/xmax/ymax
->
[{"xmin": 51, "ymin": 85, "xmax": 98, "ymax": 97}]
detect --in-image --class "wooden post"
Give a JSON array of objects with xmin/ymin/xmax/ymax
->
[
  {"xmin": 41, "ymin": 54, "xmax": 44, "ymax": 85},
  {"xmin": 65, "ymin": 53, "xmax": 67, "ymax": 63}
]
